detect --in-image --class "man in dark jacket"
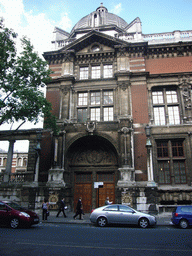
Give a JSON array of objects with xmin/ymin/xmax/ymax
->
[
  {"xmin": 73, "ymin": 197, "xmax": 83, "ymax": 220},
  {"xmin": 56, "ymin": 198, "xmax": 67, "ymax": 218}
]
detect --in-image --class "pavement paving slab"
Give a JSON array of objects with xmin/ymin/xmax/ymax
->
[{"xmin": 38, "ymin": 210, "xmax": 173, "ymax": 226}]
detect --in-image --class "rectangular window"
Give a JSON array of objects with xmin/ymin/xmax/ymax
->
[
  {"xmin": 92, "ymin": 66, "xmax": 100, "ymax": 79},
  {"xmin": 157, "ymin": 141, "xmax": 169, "ymax": 158},
  {"xmin": 168, "ymin": 106, "xmax": 180, "ymax": 125},
  {"xmin": 158, "ymin": 161, "xmax": 171, "ymax": 184},
  {"xmin": 77, "ymin": 90, "xmax": 114, "ymax": 122},
  {"xmin": 75, "ymin": 173, "xmax": 92, "ymax": 183},
  {"xmin": 172, "ymin": 141, "xmax": 184, "ymax": 157},
  {"xmin": 90, "ymin": 108, "xmax": 100, "ymax": 121},
  {"xmin": 80, "ymin": 67, "xmax": 88, "ymax": 80},
  {"xmin": 77, "ymin": 109, "xmax": 87, "ymax": 122},
  {"xmin": 154, "ymin": 107, "xmax": 166, "ymax": 125},
  {"xmin": 78, "ymin": 93, "xmax": 88, "ymax": 106},
  {"xmin": 103, "ymin": 91, "xmax": 113, "ymax": 104},
  {"xmin": 103, "ymin": 107, "xmax": 113, "ymax": 121},
  {"xmin": 103, "ymin": 65, "xmax": 113, "ymax": 78},
  {"xmin": 166, "ymin": 90, "xmax": 178, "ymax": 103},
  {"xmin": 156, "ymin": 139, "xmax": 186, "ymax": 185},
  {"xmin": 152, "ymin": 91, "xmax": 164, "ymax": 104},
  {"xmin": 152, "ymin": 88, "xmax": 180, "ymax": 126},
  {"xmin": 174, "ymin": 161, "xmax": 187, "ymax": 184},
  {"xmin": 91, "ymin": 92, "xmax": 100, "ymax": 105}
]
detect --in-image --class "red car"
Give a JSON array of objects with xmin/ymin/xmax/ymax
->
[{"xmin": 0, "ymin": 200, "xmax": 39, "ymax": 229}]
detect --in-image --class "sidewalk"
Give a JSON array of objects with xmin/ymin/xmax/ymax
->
[{"xmin": 39, "ymin": 210, "xmax": 173, "ymax": 226}]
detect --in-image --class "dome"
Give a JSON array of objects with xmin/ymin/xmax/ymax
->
[{"xmin": 70, "ymin": 4, "xmax": 128, "ymax": 35}]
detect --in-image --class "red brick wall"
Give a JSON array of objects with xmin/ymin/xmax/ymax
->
[
  {"xmin": 46, "ymin": 90, "xmax": 60, "ymax": 118},
  {"xmin": 131, "ymin": 83, "xmax": 149, "ymax": 180},
  {"xmin": 146, "ymin": 56, "xmax": 192, "ymax": 74}
]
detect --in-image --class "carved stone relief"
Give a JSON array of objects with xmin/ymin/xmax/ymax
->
[
  {"xmin": 72, "ymin": 149, "xmax": 117, "ymax": 165},
  {"xmin": 179, "ymin": 75, "xmax": 192, "ymax": 122}
]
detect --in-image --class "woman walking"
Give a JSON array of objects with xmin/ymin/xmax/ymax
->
[{"xmin": 42, "ymin": 198, "xmax": 49, "ymax": 221}]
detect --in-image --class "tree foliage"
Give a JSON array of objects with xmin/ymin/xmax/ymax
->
[{"xmin": 0, "ymin": 19, "xmax": 58, "ymax": 134}]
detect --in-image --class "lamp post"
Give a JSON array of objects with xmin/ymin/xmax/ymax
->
[{"xmin": 145, "ymin": 124, "xmax": 156, "ymax": 187}]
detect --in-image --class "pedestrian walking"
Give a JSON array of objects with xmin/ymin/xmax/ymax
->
[
  {"xmin": 56, "ymin": 198, "xmax": 67, "ymax": 218},
  {"xmin": 73, "ymin": 197, "xmax": 83, "ymax": 220},
  {"xmin": 42, "ymin": 198, "xmax": 49, "ymax": 221}
]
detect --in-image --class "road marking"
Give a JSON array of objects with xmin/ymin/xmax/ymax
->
[{"xmin": 17, "ymin": 242, "xmax": 192, "ymax": 253}]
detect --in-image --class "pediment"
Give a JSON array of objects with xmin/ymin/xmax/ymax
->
[{"xmin": 59, "ymin": 30, "xmax": 128, "ymax": 53}]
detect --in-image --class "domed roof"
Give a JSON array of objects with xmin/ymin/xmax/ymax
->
[{"xmin": 70, "ymin": 4, "xmax": 128, "ymax": 35}]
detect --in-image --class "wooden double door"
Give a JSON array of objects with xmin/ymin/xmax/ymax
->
[{"xmin": 74, "ymin": 171, "xmax": 115, "ymax": 212}]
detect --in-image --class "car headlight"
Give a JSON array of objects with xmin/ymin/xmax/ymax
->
[{"xmin": 19, "ymin": 212, "xmax": 30, "ymax": 218}]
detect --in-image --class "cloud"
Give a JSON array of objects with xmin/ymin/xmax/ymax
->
[
  {"xmin": 110, "ymin": 3, "xmax": 122, "ymax": 15},
  {"xmin": 0, "ymin": 0, "xmax": 72, "ymax": 56}
]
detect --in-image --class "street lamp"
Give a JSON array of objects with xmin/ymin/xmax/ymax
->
[
  {"xmin": 145, "ymin": 124, "xmax": 156, "ymax": 187},
  {"xmin": 145, "ymin": 124, "xmax": 151, "ymax": 137}
]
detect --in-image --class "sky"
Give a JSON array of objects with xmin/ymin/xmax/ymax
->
[{"xmin": 0, "ymin": 0, "xmax": 192, "ymax": 151}]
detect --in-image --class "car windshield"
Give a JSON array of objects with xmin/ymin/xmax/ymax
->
[{"xmin": 6, "ymin": 202, "xmax": 24, "ymax": 211}]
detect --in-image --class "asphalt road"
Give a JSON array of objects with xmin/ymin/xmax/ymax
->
[{"xmin": 0, "ymin": 223, "xmax": 192, "ymax": 256}]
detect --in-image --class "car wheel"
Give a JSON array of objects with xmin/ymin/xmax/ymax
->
[
  {"xmin": 97, "ymin": 217, "xmax": 107, "ymax": 227},
  {"xmin": 10, "ymin": 218, "xmax": 20, "ymax": 229},
  {"xmin": 139, "ymin": 218, "xmax": 149, "ymax": 228},
  {"xmin": 179, "ymin": 219, "xmax": 188, "ymax": 229}
]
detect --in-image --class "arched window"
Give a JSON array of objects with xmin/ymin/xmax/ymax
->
[
  {"xmin": 23, "ymin": 158, "xmax": 28, "ymax": 167},
  {"xmin": 94, "ymin": 14, "xmax": 99, "ymax": 27},
  {"xmin": 18, "ymin": 158, "xmax": 22, "ymax": 166}
]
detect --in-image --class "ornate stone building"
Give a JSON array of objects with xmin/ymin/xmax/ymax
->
[
  {"xmin": 1, "ymin": 4, "xmax": 192, "ymax": 213},
  {"xmin": 41, "ymin": 4, "xmax": 192, "ymax": 213}
]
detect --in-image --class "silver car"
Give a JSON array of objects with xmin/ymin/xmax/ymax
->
[{"xmin": 90, "ymin": 204, "xmax": 156, "ymax": 228}]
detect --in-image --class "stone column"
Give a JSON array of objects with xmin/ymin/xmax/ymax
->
[
  {"xmin": 61, "ymin": 131, "xmax": 66, "ymax": 169},
  {"xmin": 34, "ymin": 132, "xmax": 42, "ymax": 183},
  {"xmin": 117, "ymin": 127, "xmax": 135, "ymax": 187},
  {"xmin": 47, "ymin": 132, "xmax": 65, "ymax": 187},
  {"xmin": 4, "ymin": 140, "xmax": 15, "ymax": 182}
]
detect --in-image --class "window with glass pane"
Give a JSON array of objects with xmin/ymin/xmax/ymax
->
[
  {"xmin": 158, "ymin": 161, "xmax": 171, "ymax": 184},
  {"xmin": 173, "ymin": 161, "xmax": 187, "ymax": 184},
  {"xmin": 91, "ymin": 108, "xmax": 100, "ymax": 121},
  {"xmin": 168, "ymin": 106, "xmax": 180, "ymax": 125},
  {"xmin": 154, "ymin": 107, "xmax": 166, "ymax": 125},
  {"xmin": 157, "ymin": 141, "xmax": 169, "ymax": 158},
  {"xmin": 166, "ymin": 90, "xmax": 178, "ymax": 103},
  {"xmin": 80, "ymin": 67, "xmax": 88, "ymax": 79},
  {"xmin": 172, "ymin": 141, "xmax": 184, "ymax": 157},
  {"xmin": 78, "ymin": 93, "xmax": 88, "ymax": 106},
  {"xmin": 152, "ymin": 88, "xmax": 180, "ymax": 126},
  {"xmin": 152, "ymin": 91, "xmax": 164, "ymax": 104},
  {"xmin": 103, "ymin": 107, "xmax": 113, "ymax": 121},
  {"xmin": 104, "ymin": 65, "xmax": 113, "ymax": 78},
  {"xmin": 103, "ymin": 91, "xmax": 113, "ymax": 104},
  {"xmin": 77, "ymin": 109, "xmax": 87, "ymax": 122},
  {"xmin": 92, "ymin": 66, "xmax": 100, "ymax": 79},
  {"xmin": 91, "ymin": 92, "xmax": 100, "ymax": 105}
]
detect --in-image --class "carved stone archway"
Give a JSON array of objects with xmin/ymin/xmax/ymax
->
[{"xmin": 66, "ymin": 135, "xmax": 119, "ymax": 211}]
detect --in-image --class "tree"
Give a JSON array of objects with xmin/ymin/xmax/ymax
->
[{"xmin": 0, "ymin": 19, "xmax": 58, "ymax": 133}]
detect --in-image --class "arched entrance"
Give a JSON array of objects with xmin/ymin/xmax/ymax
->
[{"xmin": 66, "ymin": 135, "xmax": 118, "ymax": 212}]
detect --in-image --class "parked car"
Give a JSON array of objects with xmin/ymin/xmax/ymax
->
[
  {"xmin": 171, "ymin": 205, "xmax": 192, "ymax": 229},
  {"xmin": 90, "ymin": 204, "xmax": 156, "ymax": 228},
  {"xmin": 0, "ymin": 200, "xmax": 39, "ymax": 229}
]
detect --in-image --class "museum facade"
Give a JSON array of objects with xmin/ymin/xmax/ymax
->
[{"xmin": 1, "ymin": 4, "xmax": 192, "ymax": 213}]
